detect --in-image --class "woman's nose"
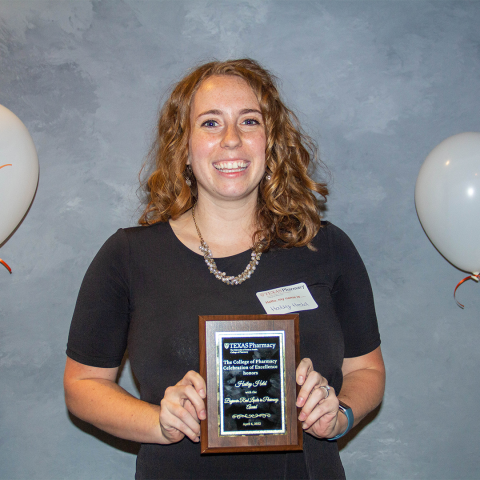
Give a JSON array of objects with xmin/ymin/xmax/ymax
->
[{"xmin": 220, "ymin": 124, "xmax": 242, "ymax": 149}]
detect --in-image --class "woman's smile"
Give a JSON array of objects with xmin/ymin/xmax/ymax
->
[{"xmin": 212, "ymin": 159, "xmax": 250, "ymax": 173}]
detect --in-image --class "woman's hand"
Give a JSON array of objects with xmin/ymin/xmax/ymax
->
[
  {"xmin": 159, "ymin": 370, "xmax": 207, "ymax": 444},
  {"xmin": 296, "ymin": 358, "xmax": 343, "ymax": 439}
]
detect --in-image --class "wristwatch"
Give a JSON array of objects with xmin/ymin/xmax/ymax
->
[{"xmin": 327, "ymin": 400, "xmax": 354, "ymax": 441}]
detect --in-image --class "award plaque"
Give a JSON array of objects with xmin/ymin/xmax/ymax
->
[{"xmin": 199, "ymin": 314, "xmax": 302, "ymax": 454}]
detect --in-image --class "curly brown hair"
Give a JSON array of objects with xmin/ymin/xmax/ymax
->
[{"xmin": 139, "ymin": 58, "xmax": 328, "ymax": 251}]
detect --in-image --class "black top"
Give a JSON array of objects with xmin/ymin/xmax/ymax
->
[{"xmin": 67, "ymin": 221, "xmax": 380, "ymax": 479}]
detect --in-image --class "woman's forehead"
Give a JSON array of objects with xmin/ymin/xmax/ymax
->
[{"xmin": 192, "ymin": 75, "xmax": 259, "ymax": 112}]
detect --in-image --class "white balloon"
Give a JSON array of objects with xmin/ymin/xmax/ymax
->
[
  {"xmin": 0, "ymin": 105, "xmax": 39, "ymax": 245},
  {"xmin": 415, "ymin": 132, "xmax": 480, "ymax": 274}
]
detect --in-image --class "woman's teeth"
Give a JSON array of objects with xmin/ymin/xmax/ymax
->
[{"xmin": 213, "ymin": 161, "xmax": 248, "ymax": 172}]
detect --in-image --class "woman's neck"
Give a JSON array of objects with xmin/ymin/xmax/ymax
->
[{"xmin": 169, "ymin": 196, "xmax": 258, "ymax": 258}]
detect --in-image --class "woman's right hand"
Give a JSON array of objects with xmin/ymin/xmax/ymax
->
[{"xmin": 159, "ymin": 370, "xmax": 206, "ymax": 444}]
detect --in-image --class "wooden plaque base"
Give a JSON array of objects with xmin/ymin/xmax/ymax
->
[{"xmin": 199, "ymin": 314, "xmax": 302, "ymax": 454}]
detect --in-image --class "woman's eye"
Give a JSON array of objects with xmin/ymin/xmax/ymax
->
[
  {"xmin": 242, "ymin": 118, "xmax": 260, "ymax": 125},
  {"xmin": 202, "ymin": 120, "xmax": 218, "ymax": 128}
]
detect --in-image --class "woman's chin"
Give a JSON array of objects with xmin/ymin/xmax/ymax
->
[{"xmin": 201, "ymin": 185, "xmax": 260, "ymax": 204}]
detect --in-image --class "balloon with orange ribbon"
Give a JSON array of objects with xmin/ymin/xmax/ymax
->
[
  {"xmin": 0, "ymin": 105, "xmax": 39, "ymax": 272},
  {"xmin": 415, "ymin": 132, "xmax": 480, "ymax": 307}
]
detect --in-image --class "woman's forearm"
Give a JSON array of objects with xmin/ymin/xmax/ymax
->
[
  {"xmin": 64, "ymin": 376, "xmax": 166, "ymax": 444},
  {"xmin": 338, "ymin": 367, "xmax": 385, "ymax": 429},
  {"xmin": 64, "ymin": 357, "xmax": 168, "ymax": 444},
  {"xmin": 64, "ymin": 357, "xmax": 206, "ymax": 445},
  {"xmin": 338, "ymin": 346, "xmax": 386, "ymax": 430}
]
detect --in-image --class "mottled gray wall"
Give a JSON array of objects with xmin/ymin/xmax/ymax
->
[{"xmin": 1, "ymin": 1, "xmax": 479, "ymax": 479}]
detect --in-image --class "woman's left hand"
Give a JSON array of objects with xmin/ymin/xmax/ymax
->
[{"xmin": 296, "ymin": 358, "xmax": 343, "ymax": 439}]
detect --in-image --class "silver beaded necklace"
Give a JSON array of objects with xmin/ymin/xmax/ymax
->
[{"xmin": 191, "ymin": 205, "xmax": 262, "ymax": 285}]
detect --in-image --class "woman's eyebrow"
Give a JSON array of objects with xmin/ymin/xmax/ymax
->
[
  {"xmin": 196, "ymin": 108, "xmax": 262, "ymax": 119},
  {"xmin": 239, "ymin": 108, "xmax": 262, "ymax": 116},
  {"xmin": 197, "ymin": 109, "xmax": 222, "ymax": 118}
]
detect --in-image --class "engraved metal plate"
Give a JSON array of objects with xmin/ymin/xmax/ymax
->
[{"xmin": 217, "ymin": 331, "xmax": 286, "ymax": 436}]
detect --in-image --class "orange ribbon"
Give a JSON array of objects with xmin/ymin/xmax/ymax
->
[
  {"xmin": 1, "ymin": 164, "xmax": 13, "ymax": 273},
  {"xmin": 0, "ymin": 259, "xmax": 12, "ymax": 274},
  {"xmin": 454, "ymin": 274, "xmax": 480, "ymax": 308}
]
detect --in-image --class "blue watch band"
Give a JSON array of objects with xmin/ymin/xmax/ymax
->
[{"xmin": 327, "ymin": 401, "xmax": 354, "ymax": 441}]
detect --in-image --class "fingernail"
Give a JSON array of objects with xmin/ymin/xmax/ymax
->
[
  {"xmin": 298, "ymin": 412, "xmax": 306, "ymax": 421},
  {"xmin": 298, "ymin": 376, "xmax": 304, "ymax": 384},
  {"xmin": 199, "ymin": 389, "xmax": 206, "ymax": 398},
  {"xmin": 296, "ymin": 396, "xmax": 304, "ymax": 407},
  {"xmin": 199, "ymin": 410, "xmax": 206, "ymax": 420},
  {"xmin": 302, "ymin": 423, "xmax": 308, "ymax": 430}
]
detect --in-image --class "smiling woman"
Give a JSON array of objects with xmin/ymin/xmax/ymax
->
[
  {"xmin": 138, "ymin": 59, "xmax": 328, "ymax": 252},
  {"xmin": 64, "ymin": 59, "xmax": 385, "ymax": 480}
]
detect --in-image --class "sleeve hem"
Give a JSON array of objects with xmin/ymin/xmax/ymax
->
[
  {"xmin": 66, "ymin": 349, "xmax": 123, "ymax": 369},
  {"xmin": 343, "ymin": 338, "xmax": 381, "ymax": 359}
]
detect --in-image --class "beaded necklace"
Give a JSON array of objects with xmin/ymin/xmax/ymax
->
[{"xmin": 191, "ymin": 205, "xmax": 262, "ymax": 285}]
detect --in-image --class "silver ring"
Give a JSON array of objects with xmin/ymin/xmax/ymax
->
[{"xmin": 319, "ymin": 385, "xmax": 331, "ymax": 399}]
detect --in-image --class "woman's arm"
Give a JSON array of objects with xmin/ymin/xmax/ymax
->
[
  {"xmin": 296, "ymin": 346, "xmax": 385, "ymax": 438},
  {"xmin": 338, "ymin": 346, "xmax": 385, "ymax": 428},
  {"xmin": 64, "ymin": 357, "xmax": 206, "ymax": 444}
]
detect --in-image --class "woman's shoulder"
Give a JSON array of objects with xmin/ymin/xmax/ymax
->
[
  {"xmin": 95, "ymin": 222, "xmax": 172, "ymax": 259},
  {"xmin": 312, "ymin": 221, "xmax": 364, "ymax": 266},
  {"xmin": 122, "ymin": 220, "xmax": 170, "ymax": 236},
  {"xmin": 315, "ymin": 220, "xmax": 355, "ymax": 246},
  {"xmin": 119, "ymin": 221, "xmax": 173, "ymax": 244}
]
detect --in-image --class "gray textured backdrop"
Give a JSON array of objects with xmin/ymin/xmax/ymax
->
[{"xmin": 1, "ymin": 1, "xmax": 479, "ymax": 479}]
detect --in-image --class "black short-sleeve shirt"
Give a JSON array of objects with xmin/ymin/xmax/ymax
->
[{"xmin": 67, "ymin": 221, "xmax": 380, "ymax": 479}]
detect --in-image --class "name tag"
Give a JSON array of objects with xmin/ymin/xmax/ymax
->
[{"xmin": 256, "ymin": 283, "xmax": 318, "ymax": 314}]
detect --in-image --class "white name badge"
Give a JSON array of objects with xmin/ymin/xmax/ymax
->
[{"xmin": 256, "ymin": 283, "xmax": 318, "ymax": 314}]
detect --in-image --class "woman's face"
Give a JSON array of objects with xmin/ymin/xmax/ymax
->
[{"xmin": 188, "ymin": 75, "xmax": 266, "ymax": 206}]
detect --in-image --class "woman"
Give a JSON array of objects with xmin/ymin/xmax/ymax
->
[{"xmin": 64, "ymin": 59, "xmax": 385, "ymax": 479}]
